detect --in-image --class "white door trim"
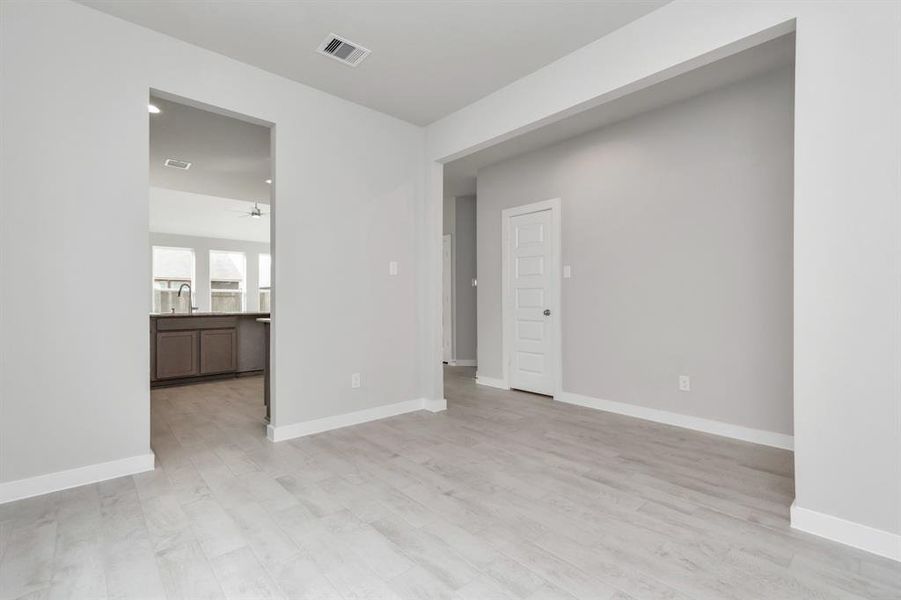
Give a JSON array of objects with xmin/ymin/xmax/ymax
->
[{"xmin": 501, "ymin": 198, "xmax": 562, "ymax": 396}]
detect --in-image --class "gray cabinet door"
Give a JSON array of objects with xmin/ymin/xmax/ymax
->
[
  {"xmin": 200, "ymin": 329, "xmax": 237, "ymax": 375},
  {"xmin": 156, "ymin": 331, "xmax": 199, "ymax": 379}
]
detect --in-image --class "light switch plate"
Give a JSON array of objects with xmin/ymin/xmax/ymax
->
[
  {"xmin": 563, "ymin": 265, "xmax": 572, "ymax": 278},
  {"xmin": 389, "ymin": 261, "xmax": 398, "ymax": 276},
  {"xmin": 679, "ymin": 375, "xmax": 691, "ymax": 392}
]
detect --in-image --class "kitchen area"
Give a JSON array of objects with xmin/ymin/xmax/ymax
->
[
  {"xmin": 148, "ymin": 94, "xmax": 272, "ymax": 419},
  {"xmin": 150, "ymin": 312, "xmax": 270, "ymax": 416}
]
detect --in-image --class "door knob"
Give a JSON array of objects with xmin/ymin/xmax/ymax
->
[{"xmin": 543, "ymin": 309, "xmax": 551, "ymax": 316}]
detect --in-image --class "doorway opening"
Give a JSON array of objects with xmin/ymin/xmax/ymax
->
[
  {"xmin": 147, "ymin": 92, "xmax": 275, "ymax": 445},
  {"xmin": 440, "ymin": 191, "xmax": 479, "ymax": 394}
]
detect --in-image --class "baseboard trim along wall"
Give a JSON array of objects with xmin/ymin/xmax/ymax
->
[
  {"xmin": 791, "ymin": 502, "xmax": 901, "ymax": 562},
  {"xmin": 267, "ymin": 397, "xmax": 446, "ymax": 442},
  {"xmin": 475, "ymin": 375, "xmax": 510, "ymax": 390},
  {"xmin": 555, "ymin": 391, "xmax": 794, "ymax": 451},
  {"xmin": 0, "ymin": 452, "xmax": 156, "ymax": 505},
  {"xmin": 422, "ymin": 398, "xmax": 448, "ymax": 412}
]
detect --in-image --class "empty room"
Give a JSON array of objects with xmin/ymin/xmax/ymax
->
[{"xmin": 1, "ymin": 2, "xmax": 899, "ymax": 599}]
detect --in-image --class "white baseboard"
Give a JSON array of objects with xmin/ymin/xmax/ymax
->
[
  {"xmin": 422, "ymin": 398, "xmax": 447, "ymax": 413},
  {"xmin": 475, "ymin": 375, "xmax": 510, "ymax": 390},
  {"xmin": 267, "ymin": 397, "xmax": 445, "ymax": 442},
  {"xmin": 791, "ymin": 502, "xmax": 901, "ymax": 562},
  {"xmin": 0, "ymin": 452, "xmax": 155, "ymax": 505},
  {"xmin": 555, "ymin": 391, "xmax": 793, "ymax": 450},
  {"xmin": 453, "ymin": 359, "xmax": 477, "ymax": 367}
]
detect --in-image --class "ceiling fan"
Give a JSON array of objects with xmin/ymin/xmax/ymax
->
[{"xmin": 236, "ymin": 201, "xmax": 269, "ymax": 219}]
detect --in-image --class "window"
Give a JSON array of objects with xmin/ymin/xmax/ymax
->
[
  {"xmin": 152, "ymin": 247, "xmax": 194, "ymax": 313},
  {"xmin": 210, "ymin": 251, "xmax": 246, "ymax": 312},
  {"xmin": 259, "ymin": 253, "xmax": 271, "ymax": 312}
]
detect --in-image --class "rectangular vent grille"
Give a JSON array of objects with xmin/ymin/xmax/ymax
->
[
  {"xmin": 164, "ymin": 158, "xmax": 191, "ymax": 170},
  {"xmin": 316, "ymin": 33, "xmax": 371, "ymax": 67}
]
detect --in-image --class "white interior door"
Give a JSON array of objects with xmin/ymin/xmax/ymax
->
[
  {"xmin": 442, "ymin": 234, "xmax": 453, "ymax": 363},
  {"xmin": 507, "ymin": 208, "xmax": 556, "ymax": 395}
]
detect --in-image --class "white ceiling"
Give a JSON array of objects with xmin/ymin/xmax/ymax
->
[
  {"xmin": 79, "ymin": 0, "xmax": 669, "ymax": 125},
  {"xmin": 150, "ymin": 187, "xmax": 270, "ymax": 243},
  {"xmin": 150, "ymin": 96, "xmax": 271, "ymax": 204},
  {"xmin": 444, "ymin": 33, "xmax": 796, "ymax": 197}
]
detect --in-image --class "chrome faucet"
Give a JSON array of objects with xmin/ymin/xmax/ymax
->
[{"xmin": 177, "ymin": 283, "xmax": 195, "ymax": 314}]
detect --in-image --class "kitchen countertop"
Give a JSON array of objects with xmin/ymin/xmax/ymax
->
[
  {"xmin": 256, "ymin": 318, "xmax": 271, "ymax": 323},
  {"xmin": 150, "ymin": 312, "xmax": 271, "ymax": 319}
]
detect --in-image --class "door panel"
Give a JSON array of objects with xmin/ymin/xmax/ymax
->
[
  {"xmin": 508, "ymin": 208, "xmax": 555, "ymax": 395},
  {"xmin": 515, "ymin": 287, "xmax": 544, "ymax": 308},
  {"xmin": 156, "ymin": 331, "xmax": 199, "ymax": 379},
  {"xmin": 516, "ymin": 351, "xmax": 545, "ymax": 374},
  {"xmin": 515, "ymin": 222, "xmax": 545, "ymax": 245},
  {"xmin": 516, "ymin": 321, "xmax": 544, "ymax": 342},
  {"xmin": 200, "ymin": 328, "xmax": 237, "ymax": 375}
]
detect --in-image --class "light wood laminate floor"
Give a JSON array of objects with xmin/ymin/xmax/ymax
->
[{"xmin": 1, "ymin": 367, "xmax": 899, "ymax": 599}]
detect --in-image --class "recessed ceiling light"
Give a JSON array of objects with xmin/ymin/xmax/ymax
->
[
  {"xmin": 147, "ymin": 104, "xmax": 161, "ymax": 114},
  {"xmin": 265, "ymin": 179, "xmax": 272, "ymax": 184}
]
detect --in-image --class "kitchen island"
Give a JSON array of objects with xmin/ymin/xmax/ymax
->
[{"xmin": 150, "ymin": 312, "xmax": 269, "ymax": 387}]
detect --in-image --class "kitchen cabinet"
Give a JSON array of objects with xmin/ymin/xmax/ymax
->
[
  {"xmin": 200, "ymin": 329, "xmax": 237, "ymax": 374},
  {"xmin": 155, "ymin": 330, "xmax": 199, "ymax": 379},
  {"xmin": 150, "ymin": 313, "xmax": 268, "ymax": 386}
]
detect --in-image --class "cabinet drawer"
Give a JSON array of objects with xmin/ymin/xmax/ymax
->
[
  {"xmin": 157, "ymin": 316, "xmax": 237, "ymax": 331},
  {"xmin": 200, "ymin": 328, "xmax": 237, "ymax": 375}
]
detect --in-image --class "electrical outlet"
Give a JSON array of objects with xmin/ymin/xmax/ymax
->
[
  {"xmin": 351, "ymin": 373, "xmax": 361, "ymax": 389},
  {"xmin": 679, "ymin": 375, "xmax": 691, "ymax": 392}
]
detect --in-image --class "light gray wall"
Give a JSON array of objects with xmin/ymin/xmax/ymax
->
[
  {"xmin": 452, "ymin": 196, "xmax": 477, "ymax": 362},
  {"xmin": 477, "ymin": 65, "xmax": 794, "ymax": 435},
  {"xmin": 442, "ymin": 196, "xmax": 455, "ymax": 236},
  {"xmin": 0, "ymin": 0, "xmax": 423, "ymax": 486},
  {"xmin": 150, "ymin": 232, "xmax": 270, "ymax": 313}
]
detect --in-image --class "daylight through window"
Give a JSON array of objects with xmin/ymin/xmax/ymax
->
[
  {"xmin": 152, "ymin": 247, "xmax": 194, "ymax": 313},
  {"xmin": 210, "ymin": 250, "xmax": 246, "ymax": 313}
]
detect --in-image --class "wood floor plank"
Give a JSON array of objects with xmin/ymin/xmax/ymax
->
[
  {"xmin": 154, "ymin": 540, "xmax": 225, "ymax": 600},
  {"xmin": 0, "ymin": 520, "xmax": 57, "ymax": 599},
  {"xmin": 208, "ymin": 546, "xmax": 283, "ymax": 600},
  {"xmin": 0, "ymin": 370, "xmax": 897, "ymax": 599}
]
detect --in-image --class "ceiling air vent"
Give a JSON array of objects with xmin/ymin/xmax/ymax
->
[
  {"xmin": 164, "ymin": 158, "xmax": 192, "ymax": 170},
  {"xmin": 316, "ymin": 33, "xmax": 371, "ymax": 67}
]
